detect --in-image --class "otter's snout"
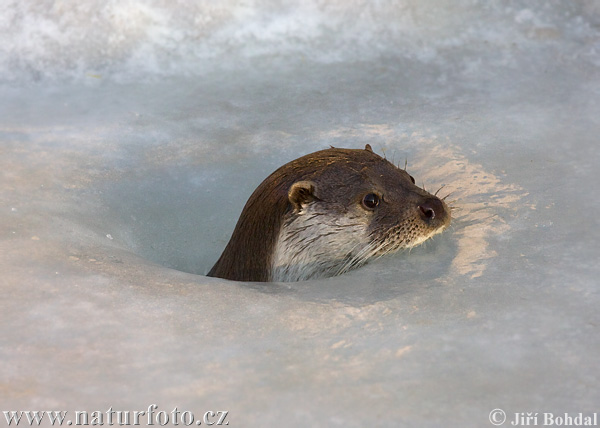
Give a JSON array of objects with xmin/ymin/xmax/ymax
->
[{"xmin": 418, "ymin": 197, "xmax": 447, "ymax": 223}]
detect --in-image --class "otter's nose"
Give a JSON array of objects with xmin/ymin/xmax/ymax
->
[{"xmin": 418, "ymin": 198, "xmax": 445, "ymax": 222}]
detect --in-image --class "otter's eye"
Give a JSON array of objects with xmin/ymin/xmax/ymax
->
[
  {"xmin": 362, "ymin": 193, "xmax": 380, "ymax": 210},
  {"xmin": 409, "ymin": 175, "xmax": 415, "ymax": 184}
]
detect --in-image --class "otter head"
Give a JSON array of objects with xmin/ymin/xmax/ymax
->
[{"xmin": 208, "ymin": 145, "xmax": 451, "ymax": 282}]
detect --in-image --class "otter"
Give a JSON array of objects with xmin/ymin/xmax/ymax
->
[{"xmin": 208, "ymin": 145, "xmax": 450, "ymax": 282}]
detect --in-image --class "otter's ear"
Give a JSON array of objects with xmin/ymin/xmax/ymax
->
[
  {"xmin": 288, "ymin": 180, "xmax": 317, "ymax": 212},
  {"xmin": 365, "ymin": 144, "xmax": 373, "ymax": 153}
]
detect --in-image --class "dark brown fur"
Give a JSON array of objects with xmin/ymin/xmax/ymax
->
[{"xmin": 208, "ymin": 145, "xmax": 450, "ymax": 282}]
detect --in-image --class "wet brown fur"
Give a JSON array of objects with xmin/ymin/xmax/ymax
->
[{"xmin": 208, "ymin": 145, "xmax": 449, "ymax": 282}]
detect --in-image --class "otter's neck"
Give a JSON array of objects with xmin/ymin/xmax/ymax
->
[
  {"xmin": 271, "ymin": 206, "xmax": 368, "ymax": 282},
  {"xmin": 207, "ymin": 174, "xmax": 291, "ymax": 282}
]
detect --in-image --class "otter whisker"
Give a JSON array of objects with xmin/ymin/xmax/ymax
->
[
  {"xmin": 335, "ymin": 242, "xmax": 366, "ymax": 276},
  {"xmin": 344, "ymin": 241, "xmax": 378, "ymax": 272},
  {"xmin": 441, "ymin": 191, "xmax": 455, "ymax": 201},
  {"xmin": 434, "ymin": 184, "xmax": 446, "ymax": 197},
  {"xmin": 343, "ymin": 238, "xmax": 388, "ymax": 274},
  {"xmin": 209, "ymin": 146, "xmax": 452, "ymax": 282}
]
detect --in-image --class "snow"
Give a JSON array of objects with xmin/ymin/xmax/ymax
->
[{"xmin": 1, "ymin": 1, "xmax": 599, "ymax": 426}]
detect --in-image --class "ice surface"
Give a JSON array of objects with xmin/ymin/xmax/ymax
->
[{"xmin": 2, "ymin": 1, "xmax": 600, "ymax": 427}]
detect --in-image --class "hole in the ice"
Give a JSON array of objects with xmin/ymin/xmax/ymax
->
[
  {"xmin": 99, "ymin": 162, "xmax": 265, "ymax": 275},
  {"xmin": 94, "ymin": 149, "xmax": 456, "ymax": 285}
]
